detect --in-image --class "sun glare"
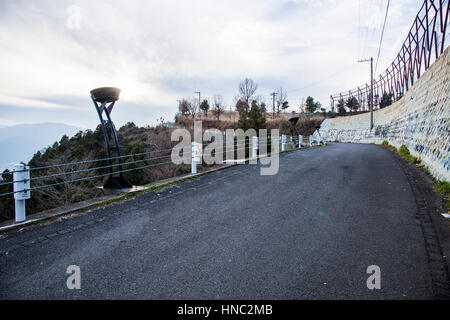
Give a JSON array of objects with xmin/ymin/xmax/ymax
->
[{"xmin": 111, "ymin": 76, "xmax": 141, "ymax": 101}]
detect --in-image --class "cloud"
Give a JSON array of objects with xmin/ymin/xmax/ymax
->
[
  {"xmin": 0, "ymin": 94, "xmax": 78, "ymax": 110},
  {"xmin": 0, "ymin": 0, "xmax": 423, "ymax": 127}
]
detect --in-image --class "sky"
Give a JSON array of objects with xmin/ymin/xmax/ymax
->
[{"xmin": 0, "ymin": 0, "xmax": 424, "ymax": 130}]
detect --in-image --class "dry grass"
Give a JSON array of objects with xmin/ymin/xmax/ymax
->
[{"xmin": 176, "ymin": 113, "xmax": 325, "ymax": 136}]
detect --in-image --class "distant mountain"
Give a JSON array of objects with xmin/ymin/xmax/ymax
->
[{"xmin": 0, "ymin": 123, "xmax": 82, "ymax": 171}]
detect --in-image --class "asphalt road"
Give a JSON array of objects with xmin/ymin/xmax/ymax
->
[{"xmin": 0, "ymin": 143, "xmax": 434, "ymax": 299}]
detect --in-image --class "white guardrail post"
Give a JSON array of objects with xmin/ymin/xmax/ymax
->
[
  {"xmin": 281, "ymin": 135, "xmax": 286, "ymax": 152},
  {"xmin": 13, "ymin": 164, "xmax": 30, "ymax": 222},
  {"xmin": 191, "ymin": 141, "xmax": 202, "ymax": 174},
  {"xmin": 298, "ymin": 135, "xmax": 303, "ymax": 149},
  {"xmin": 191, "ymin": 141, "xmax": 197, "ymax": 174},
  {"xmin": 252, "ymin": 136, "xmax": 258, "ymax": 159}
]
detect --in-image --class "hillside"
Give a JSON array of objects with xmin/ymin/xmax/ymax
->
[{"xmin": 0, "ymin": 122, "xmax": 189, "ymax": 221}]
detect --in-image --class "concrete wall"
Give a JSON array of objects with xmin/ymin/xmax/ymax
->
[{"xmin": 319, "ymin": 47, "xmax": 450, "ymax": 182}]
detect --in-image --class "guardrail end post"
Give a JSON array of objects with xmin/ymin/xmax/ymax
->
[
  {"xmin": 191, "ymin": 142, "xmax": 198, "ymax": 174},
  {"xmin": 252, "ymin": 136, "xmax": 258, "ymax": 159},
  {"xmin": 13, "ymin": 164, "xmax": 30, "ymax": 223}
]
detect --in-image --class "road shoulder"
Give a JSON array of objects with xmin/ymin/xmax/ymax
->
[{"xmin": 382, "ymin": 145, "xmax": 450, "ymax": 299}]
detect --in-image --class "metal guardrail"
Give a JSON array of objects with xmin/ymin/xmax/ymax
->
[
  {"xmin": 1, "ymin": 134, "xmax": 328, "ymax": 223},
  {"xmin": 1, "ymin": 135, "xmax": 305, "ymax": 223}
]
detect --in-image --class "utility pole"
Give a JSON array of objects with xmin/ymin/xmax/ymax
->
[
  {"xmin": 195, "ymin": 91, "xmax": 201, "ymax": 107},
  {"xmin": 358, "ymin": 57, "xmax": 374, "ymax": 130},
  {"xmin": 270, "ymin": 92, "xmax": 277, "ymax": 117},
  {"xmin": 176, "ymin": 99, "xmax": 181, "ymax": 117},
  {"xmin": 194, "ymin": 92, "xmax": 201, "ymax": 119}
]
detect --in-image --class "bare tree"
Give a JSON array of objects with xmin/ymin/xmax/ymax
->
[
  {"xmin": 212, "ymin": 94, "xmax": 225, "ymax": 121},
  {"xmin": 187, "ymin": 97, "xmax": 198, "ymax": 118},
  {"xmin": 238, "ymin": 78, "xmax": 258, "ymax": 113},
  {"xmin": 276, "ymin": 87, "xmax": 288, "ymax": 114},
  {"xmin": 33, "ymin": 152, "xmax": 100, "ymax": 209},
  {"xmin": 254, "ymin": 94, "xmax": 266, "ymax": 106},
  {"xmin": 299, "ymin": 97, "xmax": 305, "ymax": 114}
]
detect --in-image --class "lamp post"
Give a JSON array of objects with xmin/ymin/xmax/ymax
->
[{"xmin": 90, "ymin": 87, "xmax": 132, "ymax": 189}]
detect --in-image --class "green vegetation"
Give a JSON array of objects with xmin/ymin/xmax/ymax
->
[
  {"xmin": 238, "ymin": 101, "xmax": 267, "ymax": 132},
  {"xmin": 337, "ymin": 98, "xmax": 346, "ymax": 116},
  {"xmin": 200, "ymin": 99, "xmax": 210, "ymax": 116},
  {"xmin": 381, "ymin": 142, "xmax": 421, "ymax": 165},
  {"xmin": 345, "ymin": 96, "xmax": 360, "ymax": 112},
  {"xmin": 381, "ymin": 140, "xmax": 397, "ymax": 152},
  {"xmin": 435, "ymin": 181, "xmax": 450, "ymax": 196},
  {"xmin": 381, "ymin": 141, "xmax": 449, "ymax": 199},
  {"xmin": 379, "ymin": 92, "xmax": 394, "ymax": 109},
  {"xmin": 398, "ymin": 144, "xmax": 422, "ymax": 165},
  {"xmin": 305, "ymin": 96, "xmax": 321, "ymax": 114}
]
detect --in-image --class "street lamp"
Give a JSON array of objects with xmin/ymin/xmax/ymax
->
[
  {"xmin": 195, "ymin": 91, "xmax": 201, "ymax": 108},
  {"xmin": 90, "ymin": 87, "xmax": 132, "ymax": 189}
]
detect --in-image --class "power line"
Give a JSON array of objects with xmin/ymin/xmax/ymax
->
[
  {"xmin": 358, "ymin": 0, "xmax": 361, "ymax": 58},
  {"xmin": 374, "ymin": 0, "xmax": 390, "ymax": 75},
  {"xmin": 290, "ymin": 62, "xmax": 356, "ymax": 93},
  {"xmin": 360, "ymin": 0, "xmax": 372, "ymax": 58}
]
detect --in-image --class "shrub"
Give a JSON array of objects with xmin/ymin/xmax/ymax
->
[
  {"xmin": 398, "ymin": 145, "xmax": 410, "ymax": 157},
  {"xmin": 435, "ymin": 181, "xmax": 450, "ymax": 195},
  {"xmin": 397, "ymin": 145, "xmax": 421, "ymax": 165},
  {"xmin": 381, "ymin": 140, "xmax": 396, "ymax": 151}
]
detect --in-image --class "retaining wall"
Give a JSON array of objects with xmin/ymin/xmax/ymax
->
[{"xmin": 319, "ymin": 47, "xmax": 450, "ymax": 182}]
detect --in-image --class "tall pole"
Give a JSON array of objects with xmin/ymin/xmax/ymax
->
[
  {"xmin": 195, "ymin": 91, "xmax": 201, "ymax": 108},
  {"xmin": 270, "ymin": 92, "xmax": 277, "ymax": 116},
  {"xmin": 370, "ymin": 57, "xmax": 374, "ymax": 130},
  {"xmin": 358, "ymin": 57, "xmax": 374, "ymax": 130}
]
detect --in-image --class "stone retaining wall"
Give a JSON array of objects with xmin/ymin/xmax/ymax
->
[{"xmin": 319, "ymin": 47, "xmax": 449, "ymax": 182}]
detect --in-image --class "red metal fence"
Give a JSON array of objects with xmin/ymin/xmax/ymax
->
[{"xmin": 330, "ymin": 0, "xmax": 449, "ymax": 112}]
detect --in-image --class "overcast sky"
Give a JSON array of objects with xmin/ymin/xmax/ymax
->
[{"xmin": 0, "ymin": 0, "xmax": 423, "ymax": 130}]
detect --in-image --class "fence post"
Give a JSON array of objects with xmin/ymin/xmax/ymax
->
[
  {"xmin": 252, "ymin": 136, "xmax": 258, "ymax": 159},
  {"xmin": 298, "ymin": 135, "xmax": 303, "ymax": 149},
  {"xmin": 191, "ymin": 141, "xmax": 197, "ymax": 174},
  {"xmin": 281, "ymin": 135, "xmax": 286, "ymax": 152},
  {"xmin": 13, "ymin": 164, "xmax": 30, "ymax": 223}
]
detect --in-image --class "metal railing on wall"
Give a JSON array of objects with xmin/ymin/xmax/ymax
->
[{"xmin": 330, "ymin": 0, "xmax": 449, "ymax": 111}]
